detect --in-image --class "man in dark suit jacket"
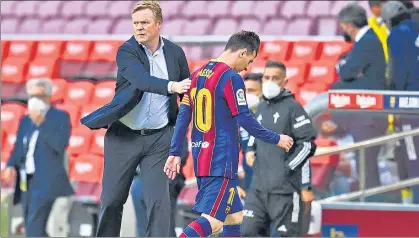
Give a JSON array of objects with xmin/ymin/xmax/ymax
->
[
  {"xmin": 80, "ymin": 1, "xmax": 191, "ymax": 236},
  {"xmin": 2, "ymin": 78, "xmax": 74, "ymax": 237},
  {"xmin": 330, "ymin": 4, "xmax": 387, "ymax": 192}
]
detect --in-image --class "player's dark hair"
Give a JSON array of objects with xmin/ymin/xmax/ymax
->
[
  {"xmin": 265, "ymin": 60, "xmax": 287, "ymax": 74},
  {"xmin": 243, "ymin": 73, "xmax": 263, "ymax": 84},
  {"xmin": 224, "ymin": 31, "xmax": 261, "ymax": 56},
  {"xmin": 338, "ymin": 4, "xmax": 369, "ymax": 28}
]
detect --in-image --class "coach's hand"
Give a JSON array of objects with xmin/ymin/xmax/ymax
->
[
  {"xmin": 164, "ymin": 155, "xmax": 181, "ymax": 180},
  {"xmin": 171, "ymin": 78, "xmax": 191, "ymax": 94},
  {"xmin": 277, "ymin": 134, "xmax": 294, "ymax": 152}
]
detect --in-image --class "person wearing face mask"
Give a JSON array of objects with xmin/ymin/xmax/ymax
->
[
  {"xmin": 332, "ymin": 3, "xmax": 387, "ymax": 90},
  {"xmin": 1, "ymin": 78, "xmax": 74, "ymax": 237},
  {"xmin": 238, "ymin": 73, "xmax": 263, "ymax": 190},
  {"xmin": 242, "ymin": 61, "xmax": 317, "ymax": 237}
]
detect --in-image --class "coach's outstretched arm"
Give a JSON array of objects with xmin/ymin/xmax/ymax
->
[
  {"xmin": 117, "ymin": 44, "xmax": 190, "ymax": 95},
  {"xmin": 224, "ymin": 75, "xmax": 293, "ymax": 151}
]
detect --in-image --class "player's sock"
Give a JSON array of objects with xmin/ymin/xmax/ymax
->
[
  {"xmin": 180, "ymin": 216, "xmax": 212, "ymax": 237},
  {"xmin": 221, "ymin": 224, "xmax": 241, "ymax": 237}
]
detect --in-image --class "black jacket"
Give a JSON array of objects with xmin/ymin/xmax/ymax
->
[{"xmin": 247, "ymin": 90, "xmax": 317, "ymax": 194}]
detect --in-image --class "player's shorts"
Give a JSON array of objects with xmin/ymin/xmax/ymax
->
[
  {"xmin": 242, "ymin": 188, "xmax": 304, "ymax": 237},
  {"xmin": 193, "ymin": 176, "xmax": 243, "ymax": 222}
]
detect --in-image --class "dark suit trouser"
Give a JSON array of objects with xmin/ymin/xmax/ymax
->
[
  {"xmin": 23, "ymin": 175, "xmax": 55, "ymax": 237},
  {"xmin": 96, "ymin": 122, "xmax": 174, "ymax": 237}
]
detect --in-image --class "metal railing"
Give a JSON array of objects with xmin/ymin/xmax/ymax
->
[{"xmin": 315, "ymin": 127, "xmax": 419, "ymax": 202}]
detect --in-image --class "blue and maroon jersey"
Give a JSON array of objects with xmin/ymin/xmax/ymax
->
[{"xmin": 170, "ymin": 60, "xmax": 250, "ymax": 179}]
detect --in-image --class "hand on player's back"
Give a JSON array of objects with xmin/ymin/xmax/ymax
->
[
  {"xmin": 277, "ymin": 134, "xmax": 294, "ymax": 152},
  {"xmin": 171, "ymin": 78, "xmax": 191, "ymax": 94}
]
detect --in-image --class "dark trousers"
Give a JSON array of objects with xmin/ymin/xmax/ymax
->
[
  {"xmin": 96, "ymin": 122, "xmax": 174, "ymax": 237},
  {"xmin": 22, "ymin": 175, "xmax": 55, "ymax": 237}
]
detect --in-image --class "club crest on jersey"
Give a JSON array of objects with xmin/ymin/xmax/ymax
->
[{"xmin": 236, "ymin": 89, "xmax": 247, "ymax": 106}]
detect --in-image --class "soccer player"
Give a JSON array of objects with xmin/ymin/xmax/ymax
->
[{"xmin": 163, "ymin": 31, "xmax": 294, "ymax": 237}]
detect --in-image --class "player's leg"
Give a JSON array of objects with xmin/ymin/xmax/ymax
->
[
  {"xmin": 268, "ymin": 192, "xmax": 304, "ymax": 237},
  {"xmin": 222, "ymin": 185, "xmax": 244, "ymax": 237},
  {"xmin": 241, "ymin": 189, "xmax": 270, "ymax": 237},
  {"xmin": 180, "ymin": 177, "xmax": 233, "ymax": 237}
]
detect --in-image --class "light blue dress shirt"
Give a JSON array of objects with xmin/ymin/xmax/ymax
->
[{"xmin": 120, "ymin": 38, "xmax": 172, "ymax": 130}]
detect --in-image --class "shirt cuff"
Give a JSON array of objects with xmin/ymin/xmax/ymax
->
[{"xmin": 167, "ymin": 81, "xmax": 174, "ymax": 94}]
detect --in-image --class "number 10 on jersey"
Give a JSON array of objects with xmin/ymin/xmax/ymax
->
[{"xmin": 190, "ymin": 88, "xmax": 212, "ymax": 133}]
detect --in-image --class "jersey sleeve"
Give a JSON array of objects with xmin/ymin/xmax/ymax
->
[{"xmin": 223, "ymin": 73, "xmax": 250, "ymax": 117}]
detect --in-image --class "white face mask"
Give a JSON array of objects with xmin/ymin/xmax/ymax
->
[
  {"xmin": 246, "ymin": 94, "xmax": 260, "ymax": 109},
  {"xmin": 262, "ymin": 81, "xmax": 281, "ymax": 99},
  {"xmin": 28, "ymin": 97, "xmax": 48, "ymax": 111}
]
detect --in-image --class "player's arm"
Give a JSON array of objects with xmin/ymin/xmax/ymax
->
[
  {"xmin": 223, "ymin": 74, "xmax": 280, "ymax": 145},
  {"xmin": 169, "ymin": 94, "xmax": 192, "ymax": 157},
  {"xmin": 387, "ymin": 30, "xmax": 408, "ymax": 90},
  {"xmin": 287, "ymin": 103, "xmax": 317, "ymax": 171}
]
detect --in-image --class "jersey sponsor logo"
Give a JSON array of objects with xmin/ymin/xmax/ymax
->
[
  {"xmin": 236, "ymin": 89, "xmax": 247, "ymax": 106},
  {"xmin": 191, "ymin": 141, "xmax": 210, "ymax": 148},
  {"xmin": 293, "ymin": 115, "xmax": 311, "ymax": 129}
]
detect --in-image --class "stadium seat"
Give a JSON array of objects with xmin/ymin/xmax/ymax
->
[
  {"xmin": 67, "ymin": 127, "xmax": 93, "ymax": 156},
  {"xmin": 39, "ymin": 18, "xmax": 66, "ymax": 34},
  {"xmin": 62, "ymin": 41, "xmax": 93, "ymax": 61},
  {"xmin": 111, "ymin": 18, "xmax": 132, "ymax": 34},
  {"xmin": 285, "ymin": 17, "xmax": 314, "ymax": 36},
  {"xmin": 249, "ymin": 59, "xmax": 267, "ymax": 74},
  {"xmin": 18, "ymin": 18, "xmax": 42, "ymax": 34},
  {"xmin": 90, "ymin": 129, "xmax": 106, "ymax": 156},
  {"xmin": 182, "ymin": 1, "xmax": 208, "ymax": 18},
  {"xmin": 1, "ymin": 151, "xmax": 11, "ymax": 171},
  {"xmin": 65, "ymin": 81, "xmax": 95, "ymax": 107},
  {"xmin": 37, "ymin": 1, "xmax": 62, "ymax": 19},
  {"xmin": 280, "ymin": 1, "xmax": 308, "ymax": 18},
  {"xmin": 14, "ymin": 1, "xmax": 40, "ymax": 18},
  {"xmin": 212, "ymin": 18, "xmax": 238, "ymax": 35},
  {"xmin": 82, "ymin": 62, "xmax": 115, "ymax": 78},
  {"xmin": 89, "ymin": 41, "xmax": 121, "ymax": 62},
  {"xmin": 7, "ymin": 40, "xmax": 37, "ymax": 62},
  {"xmin": 63, "ymin": 18, "xmax": 91, "ymax": 34},
  {"xmin": 318, "ymin": 40, "xmax": 353, "ymax": 62},
  {"xmin": 254, "ymin": 1, "xmax": 281, "ymax": 21},
  {"xmin": 160, "ymin": 1, "xmax": 184, "ymax": 19},
  {"xmin": 51, "ymin": 78, "xmax": 69, "ymax": 103},
  {"xmin": 69, "ymin": 154, "xmax": 104, "ymax": 184},
  {"xmin": 1, "ymin": 57, "xmax": 28, "ymax": 84},
  {"xmin": 3, "ymin": 129, "xmax": 17, "ymax": 154},
  {"xmin": 84, "ymin": 1, "xmax": 109, "ymax": 19},
  {"xmin": 237, "ymin": 19, "xmax": 262, "ymax": 34},
  {"xmin": 0, "ymin": 17, "xmax": 20, "ymax": 34},
  {"xmin": 183, "ymin": 45, "xmax": 204, "ymax": 61},
  {"xmin": 108, "ymin": 1, "xmax": 134, "ymax": 19},
  {"xmin": 284, "ymin": 61, "xmax": 309, "ymax": 86},
  {"xmin": 1, "ymin": 41, "xmax": 10, "ymax": 61},
  {"xmin": 34, "ymin": 41, "xmax": 65, "ymax": 60},
  {"xmin": 306, "ymin": 1, "xmax": 333, "ymax": 17},
  {"xmin": 298, "ymin": 82, "xmax": 328, "ymax": 105},
  {"xmin": 1, "ymin": 1, "xmax": 17, "ymax": 17},
  {"xmin": 230, "ymin": 1, "xmax": 255, "ymax": 18},
  {"xmin": 261, "ymin": 18, "xmax": 287, "ymax": 35},
  {"xmin": 182, "ymin": 19, "xmax": 211, "ymax": 35},
  {"xmin": 161, "ymin": 18, "xmax": 187, "ymax": 36},
  {"xmin": 331, "ymin": 1, "xmax": 351, "ymax": 15},
  {"xmin": 206, "ymin": 1, "xmax": 232, "ymax": 18},
  {"xmin": 60, "ymin": 1, "xmax": 88, "ymax": 19},
  {"xmin": 259, "ymin": 40, "xmax": 293, "ymax": 62},
  {"xmin": 209, "ymin": 45, "xmax": 225, "ymax": 59},
  {"xmin": 27, "ymin": 58, "xmax": 60, "ymax": 79},
  {"xmin": 86, "ymin": 18, "xmax": 113, "ymax": 34},
  {"xmin": 55, "ymin": 103, "xmax": 80, "ymax": 127},
  {"xmin": 289, "ymin": 41, "xmax": 322, "ymax": 62},
  {"xmin": 91, "ymin": 81, "xmax": 115, "ymax": 105},
  {"xmin": 307, "ymin": 61, "xmax": 337, "ymax": 85},
  {"xmin": 316, "ymin": 17, "xmax": 339, "ymax": 36}
]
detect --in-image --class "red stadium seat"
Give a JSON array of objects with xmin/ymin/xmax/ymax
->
[
  {"xmin": 289, "ymin": 41, "xmax": 322, "ymax": 62},
  {"xmin": 61, "ymin": 40, "xmax": 93, "ymax": 61},
  {"xmin": 89, "ymin": 40, "xmax": 122, "ymax": 62},
  {"xmin": 27, "ymin": 58, "xmax": 60, "ymax": 80},
  {"xmin": 79, "ymin": 104, "xmax": 102, "ymax": 120},
  {"xmin": 1, "ymin": 151, "xmax": 11, "ymax": 171},
  {"xmin": 91, "ymin": 81, "xmax": 115, "ymax": 105},
  {"xmin": 307, "ymin": 61, "xmax": 337, "ymax": 85},
  {"xmin": 51, "ymin": 78, "xmax": 69, "ymax": 103},
  {"xmin": 34, "ymin": 40, "xmax": 65, "ymax": 60},
  {"xmin": 90, "ymin": 129, "xmax": 106, "ymax": 156},
  {"xmin": 69, "ymin": 154, "xmax": 103, "ymax": 184},
  {"xmin": 1, "ymin": 57, "xmax": 29, "ymax": 83},
  {"xmin": 318, "ymin": 41, "xmax": 353, "ymax": 62},
  {"xmin": 259, "ymin": 40, "xmax": 293, "ymax": 62},
  {"xmin": 67, "ymin": 127, "xmax": 93, "ymax": 156},
  {"xmin": 3, "ymin": 131, "xmax": 17, "ymax": 154},
  {"xmin": 7, "ymin": 40, "xmax": 37, "ymax": 62},
  {"xmin": 297, "ymin": 82, "xmax": 328, "ymax": 105},
  {"xmin": 249, "ymin": 59, "xmax": 267, "ymax": 74},
  {"xmin": 284, "ymin": 61, "xmax": 309, "ymax": 86},
  {"xmin": 1, "ymin": 102, "xmax": 26, "ymax": 134},
  {"xmin": 65, "ymin": 81, "xmax": 95, "ymax": 107},
  {"xmin": 55, "ymin": 103, "xmax": 80, "ymax": 127},
  {"xmin": 1, "ymin": 40, "xmax": 10, "ymax": 61}
]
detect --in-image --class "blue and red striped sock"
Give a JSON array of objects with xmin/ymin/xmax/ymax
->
[
  {"xmin": 180, "ymin": 216, "xmax": 212, "ymax": 237},
  {"xmin": 221, "ymin": 224, "xmax": 241, "ymax": 237}
]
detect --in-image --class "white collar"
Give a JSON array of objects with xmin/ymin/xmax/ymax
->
[
  {"xmin": 355, "ymin": 25, "xmax": 371, "ymax": 42},
  {"xmin": 140, "ymin": 36, "xmax": 164, "ymax": 54}
]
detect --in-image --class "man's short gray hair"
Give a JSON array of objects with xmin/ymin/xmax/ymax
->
[
  {"xmin": 338, "ymin": 3, "xmax": 369, "ymax": 28},
  {"xmin": 26, "ymin": 78, "xmax": 53, "ymax": 96}
]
